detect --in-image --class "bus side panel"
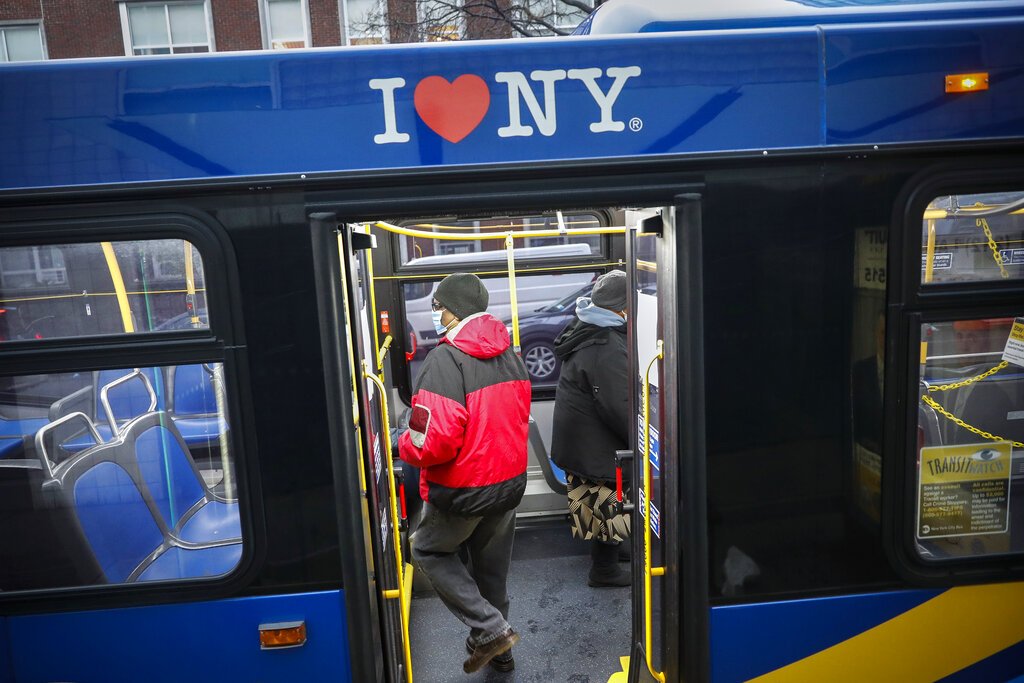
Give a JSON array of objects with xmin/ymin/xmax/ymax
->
[
  {"xmin": 825, "ymin": 21, "xmax": 1024, "ymax": 145},
  {"xmin": 0, "ymin": 617, "xmax": 12, "ymax": 683},
  {"xmin": 710, "ymin": 586, "xmax": 1024, "ymax": 682},
  {"xmin": 7, "ymin": 590, "xmax": 351, "ymax": 683},
  {"xmin": 709, "ymin": 589, "xmax": 939, "ymax": 682}
]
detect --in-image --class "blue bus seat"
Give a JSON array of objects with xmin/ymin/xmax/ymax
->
[
  {"xmin": 50, "ymin": 369, "xmax": 161, "ymax": 453},
  {"xmin": 121, "ymin": 411, "xmax": 240, "ymax": 544},
  {"xmin": 166, "ymin": 363, "xmax": 228, "ymax": 450},
  {"xmin": 35, "ymin": 413, "xmax": 240, "ymax": 584}
]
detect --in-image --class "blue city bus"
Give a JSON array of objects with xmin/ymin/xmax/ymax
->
[{"xmin": 1, "ymin": 0, "xmax": 1024, "ymax": 681}]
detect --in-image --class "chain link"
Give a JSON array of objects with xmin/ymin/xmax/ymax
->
[
  {"xmin": 926, "ymin": 360, "xmax": 1009, "ymax": 393},
  {"xmin": 921, "ymin": 394, "xmax": 1024, "ymax": 448},
  {"xmin": 977, "ymin": 218, "xmax": 1010, "ymax": 279}
]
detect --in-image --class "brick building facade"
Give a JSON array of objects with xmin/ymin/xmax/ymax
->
[{"xmin": 0, "ymin": 0, "xmax": 514, "ymax": 62}]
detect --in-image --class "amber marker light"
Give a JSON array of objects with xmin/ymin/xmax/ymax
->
[
  {"xmin": 946, "ymin": 72, "xmax": 989, "ymax": 93},
  {"xmin": 259, "ymin": 621, "xmax": 307, "ymax": 649}
]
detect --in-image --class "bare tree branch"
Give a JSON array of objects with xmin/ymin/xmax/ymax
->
[{"xmin": 350, "ymin": 0, "xmax": 595, "ymax": 43}]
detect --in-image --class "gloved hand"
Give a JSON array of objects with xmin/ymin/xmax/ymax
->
[{"xmin": 390, "ymin": 407, "xmax": 410, "ymax": 452}]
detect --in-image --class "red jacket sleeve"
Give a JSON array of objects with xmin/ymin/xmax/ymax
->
[{"xmin": 398, "ymin": 350, "xmax": 468, "ymax": 468}]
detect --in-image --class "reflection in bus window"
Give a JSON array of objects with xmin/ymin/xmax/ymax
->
[
  {"xmin": 922, "ymin": 192, "xmax": 1024, "ymax": 285},
  {"xmin": 0, "ymin": 364, "xmax": 240, "ymax": 591},
  {"xmin": 403, "ymin": 272, "xmax": 598, "ymax": 385},
  {"xmin": 397, "ymin": 214, "xmax": 603, "ymax": 267},
  {"xmin": 0, "ymin": 239, "xmax": 207, "ymax": 342},
  {"xmin": 916, "ymin": 316, "xmax": 1023, "ymax": 560}
]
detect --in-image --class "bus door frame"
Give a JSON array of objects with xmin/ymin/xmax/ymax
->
[
  {"xmin": 626, "ymin": 192, "xmax": 709, "ymax": 683},
  {"xmin": 309, "ymin": 212, "xmax": 387, "ymax": 683}
]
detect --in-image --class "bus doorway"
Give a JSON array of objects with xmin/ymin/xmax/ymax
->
[{"xmin": 313, "ymin": 207, "xmax": 691, "ymax": 681}]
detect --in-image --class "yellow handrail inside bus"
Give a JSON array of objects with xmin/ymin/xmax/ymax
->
[
  {"xmin": 642, "ymin": 340, "xmax": 666, "ymax": 683},
  {"xmin": 183, "ymin": 242, "xmax": 200, "ymax": 327},
  {"xmin": 923, "ymin": 205, "xmax": 1024, "ymax": 219},
  {"xmin": 363, "ymin": 363, "xmax": 413, "ymax": 683},
  {"xmin": 374, "ymin": 220, "xmax": 625, "ymax": 241},
  {"xmin": 505, "ymin": 234, "xmax": 521, "ymax": 352},
  {"xmin": 100, "ymin": 242, "xmax": 134, "ymax": 333},
  {"xmin": 407, "ymin": 217, "xmax": 603, "ymax": 231},
  {"xmin": 921, "ymin": 218, "xmax": 936, "ymax": 364},
  {"xmin": 377, "ymin": 334, "xmax": 394, "ymax": 372}
]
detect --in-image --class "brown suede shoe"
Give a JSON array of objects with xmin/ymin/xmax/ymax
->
[
  {"xmin": 465, "ymin": 637, "xmax": 515, "ymax": 672},
  {"xmin": 462, "ymin": 630, "xmax": 519, "ymax": 673}
]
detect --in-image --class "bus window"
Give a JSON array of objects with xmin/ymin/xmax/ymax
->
[
  {"xmin": 0, "ymin": 239, "xmax": 208, "ymax": 342},
  {"xmin": 0, "ymin": 363, "xmax": 240, "ymax": 591},
  {"xmin": 402, "ymin": 271, "xmax": 598, "ymax": 385},
  {"xmin": 916, "ymin": 316, "xmax": 1023, "ymax": 561},
  {"xmin": 922, "ymin": 191, "xmax": 1024, "ymax": 285},
  {"xmin": 397, "ymin": 213, "xmax": 604, "ymax": 267}
]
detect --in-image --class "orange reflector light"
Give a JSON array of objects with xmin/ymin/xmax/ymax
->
[
  {"xmin": 259, "ymin": 621, "xmax": 307, "ymax": 649},
  {"xmin": 946, "ymin": 72, "xmax": 989, "ymax": 93}
]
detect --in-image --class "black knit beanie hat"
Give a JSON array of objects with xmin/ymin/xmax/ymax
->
[
  {"xmin": 592, "ymin": 270, "xmax": 627, "ymax": 311},
  {"xmin": 434, "ymin": 273, "xmax": 489, "ymax": 320}
]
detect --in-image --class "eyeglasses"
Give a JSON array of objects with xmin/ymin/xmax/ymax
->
[{"xmin": 431, "ymin": 300, "xmax": 445, "ymax": 311}]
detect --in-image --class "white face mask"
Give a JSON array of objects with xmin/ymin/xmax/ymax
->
[{"xmin": 432, "ymin": 310, "xmax": 448, "ymax": 336}]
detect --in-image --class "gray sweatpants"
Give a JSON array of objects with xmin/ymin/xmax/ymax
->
[{"xmin": 411, "ymin": 503, "xmax": 516, "ymax": 645}]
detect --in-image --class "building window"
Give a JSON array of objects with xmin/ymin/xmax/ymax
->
[
  {"xmin": 520, "ymin": 0, "xmax": 588, "ymax": 35},
  {"xmin": 0, "ymin": 24, "xmax": 46, "ymax": 62},
  {"xmin": 344, "ymin": 0, "xmax": 386, "ymax": 45},
  {"xmin": 120, "ymin": 1, "xmax": 213, "ymax": 56},
  {"xmin": 263, "ymin": 0, "xmax": 309, "ymax": 49}
]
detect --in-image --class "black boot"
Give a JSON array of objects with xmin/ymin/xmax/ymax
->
[{"xmin": 588, "ymin": 540, "xmax": 631, "ymax": 587}]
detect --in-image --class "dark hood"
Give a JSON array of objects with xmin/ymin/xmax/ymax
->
[{"xmin": 554, "ymin": 319, "xmax": 625, "ymax": 360}]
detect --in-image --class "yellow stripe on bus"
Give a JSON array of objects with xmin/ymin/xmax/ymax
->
[{"xmin": 750, "ymin": 583, "xmax": 1024, "ymax": 683}]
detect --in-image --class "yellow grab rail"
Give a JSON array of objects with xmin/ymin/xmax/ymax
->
[
  {"xmin": 183, "ymin": 242, "xmax": 200, "ymax": 327},
  {"xmin": 642, "ymin": 340, "xmax": 666, "ymax": 683},
  {"xmin": 374, "ymin": 220, "xmax": 625, "ymax": 241},
  {"xmin": 505, "ymin": 234, "xmax": 521, "ymax": 352},
  {"xmin": 920, "ymin": 218, "xmax": 936, "ymax": 364},
  {"xmin": 100, "ymin": 242, "xmax": 134, "ymax": 333},
  {"xmin": 377, "ymin": 335, "xmax": 394, "ymax": 372},
  {"xmin": 362, "ymin": 364, "xmax": 413, "ymax": 683}
]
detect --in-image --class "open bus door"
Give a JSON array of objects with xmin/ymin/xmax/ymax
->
[
  {"xmin": 625, "ymin": 195, "xmax": 708, "ymax": 683},
  {"xmin": 310, "ymin": 214, "xmax": 412, "ymax": 682}
]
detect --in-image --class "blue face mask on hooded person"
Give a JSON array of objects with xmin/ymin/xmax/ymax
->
[{"xmin": 432, "ymin": 309, "xmax": 448, "ymax": 336}]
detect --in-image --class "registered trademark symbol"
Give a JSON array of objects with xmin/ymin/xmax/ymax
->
[{"xmin": 629, "ymin": 117, "xmax": 643, "ymax": 132}]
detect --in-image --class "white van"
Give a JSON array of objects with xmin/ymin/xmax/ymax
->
[{"xmin": 403, "ymin": 244, "xmax": 595, "ymax": 357}]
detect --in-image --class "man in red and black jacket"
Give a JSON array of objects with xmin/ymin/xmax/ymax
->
[{"xmin": 399, "ymin": 272, "xmax": 531, "ymax": 674}]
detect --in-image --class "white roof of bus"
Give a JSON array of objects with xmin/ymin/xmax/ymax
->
[{"xmin": 584, "ymin": 0, "xmax": 1024, "ymax": 34}]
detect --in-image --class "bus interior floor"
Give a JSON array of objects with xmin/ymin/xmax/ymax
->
[{"xmin": 410, "ymin": 522, "xmax": 632, "ymax": 682}]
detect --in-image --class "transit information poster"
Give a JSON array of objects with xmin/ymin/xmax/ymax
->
[{"xmin": 917, "ymin": 442, "xmax": 1012, "ymax": 539}]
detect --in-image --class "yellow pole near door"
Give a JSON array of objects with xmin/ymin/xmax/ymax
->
[
  {"xmin": 642, "ymin": 340, "xmax": 666, "ymax": 683},
  {"xmin": 921, "ymin": 219, "xmax": 936, "ymax": 365},
  {"xmin": 505, "ymin": 233, "xmax": 521, "ymax": 353},
  {"xmin": 100, "ymin": 242, "xmax": 134, "ymax": 333},
  {"xmin": 183, "ymin": 242, "xmax": 200, "ymax": 327}
]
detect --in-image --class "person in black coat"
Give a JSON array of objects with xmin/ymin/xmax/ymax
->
[{"xmin": 551, "ymin": 270, "xmax": 631, "ymax": 587}]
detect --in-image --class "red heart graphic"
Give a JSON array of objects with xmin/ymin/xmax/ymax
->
[{"xmin": 414, "ymin": 75, "xmax": 490, "ymax": 144}]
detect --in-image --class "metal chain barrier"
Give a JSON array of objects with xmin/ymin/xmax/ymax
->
[
  {"xmin": 922, "ymin": 360, "xmax": 1024, "ymax": 448},
  {"xmin": 977, "ymin": 218, "xmax": 1010, "ymax": 279}
]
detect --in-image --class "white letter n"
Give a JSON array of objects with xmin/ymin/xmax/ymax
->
[{"xmin": 495, "ymin": 70, "xmax": 567, "ymax": 138}]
